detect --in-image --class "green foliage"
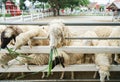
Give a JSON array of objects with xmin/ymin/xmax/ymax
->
[
  {"xmin": 20, "ymin": 0, "xmax": 25, "ymax": 10},
  {"xmin": 0, "ymin": 13, "xmax": 12, "ymax": 17},
  {"xmin": 2, "ymin": 0, "xmax": 7, "ymax": 3}
]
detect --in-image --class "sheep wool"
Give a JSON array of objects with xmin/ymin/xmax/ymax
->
[
  {"xmin": 9, "ymin": 54, "xmax": 49, "ymax": 65},
  {"xmin": 108, "ymin": 27, "xmax": 120, "ymax": 64},
  {"xmin": 49, "ymin": 19, "xmax": 71, "ymax": 48},
  {"xmin": 15, "ymin": 29, "xmax": 40, "ymax": 49},
  {"xmin": 94, "ymin": 26, "xmax": 112, "ymax": 38},
  {"xmin": 0, "ymin": 53, "xmax": 13, "ymax": 67},
  {"xmin": 29, "ymin": 28, "xmax": 49, "ymax": 46},
  {"xmin": 109, "ymin": 27, "xmax": 120, "ymax": 46},
  {"xmin": 95, "ymin": 40, "xmax": 112, "ymax": 82}
]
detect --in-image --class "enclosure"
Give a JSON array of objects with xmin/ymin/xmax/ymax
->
[{"xmin": 0, "ymin": 22, "xmax": 120, "ymax": 82}]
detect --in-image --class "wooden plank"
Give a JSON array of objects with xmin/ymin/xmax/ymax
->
[
  {"xmin": 0, "ymin": 22, "xmax": 120, "ymax": 26},
  {"xmin": 0, "ymin": 64, "xmax": 120, "ymax": 72},
  {"xmin": 2, "ymin": 79, "xmax": 120, "ymax": 82},
  {"xmin": 1, "ymin": 46, "xmax": 120, "ymax": 53}
]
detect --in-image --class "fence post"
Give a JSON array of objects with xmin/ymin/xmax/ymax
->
[
  {"xmin": 2, "ymin": 3, "xmax": 6, "ymax": 22},
  {"xmin": 38, "ymin": 10, "xmax": 40, "ymax": 20},
  {"xmin": 21, "ymin": 10, "xmax": 24, "ymax": 22},
  {"xmin": 41, "ymin": 12, "xmax": 44, "ymax": 18},
  {"xmin": 31, "ymin": 13, "xmax": 33, "ymax": 21}
]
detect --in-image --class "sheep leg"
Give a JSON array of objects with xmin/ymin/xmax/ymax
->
[
  {"xmin": 25, "ymin": 63, "xmax": 30, "ymax": 70},
  {"xmin": 60, "ymin": 71, "xmax": 65, "ymax": 79},
  {"xmin": 41, "ymin": 72, "xmax": 45, "ymax": 79},
  {"xmin": 21, "ymin": 72, "xmax": 25, "ymax": 77},
  {"xmin": 71, "ymin": 71, "xmax": 74, "ymax": 79},
  {"xmin": 114, "ymin": 54, "xmax": 118, "ymax": 63},
  {"xmin": 93, "ymin": 71, "xmax": 99, "ymax": 78},
  {"xmin": 7, "ymin": 72, "xmax": 11, "ymax": 78},
  {"xmin": 112, "ymin": 54, "xmax": 118, "ymax": 65}
]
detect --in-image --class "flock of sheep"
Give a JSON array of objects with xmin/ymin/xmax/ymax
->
[{"xmin": 0, "ymin": 19, "xmax": 120, "ymax": 82}]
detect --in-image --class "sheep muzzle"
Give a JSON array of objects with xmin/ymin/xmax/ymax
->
[
  {"xmin": 52, "ymin": 56, "xmax": 65, "ymax": 69},
  {"xmin": 1, "ymin": 32, "xmax": 15, "ymax": 49}
]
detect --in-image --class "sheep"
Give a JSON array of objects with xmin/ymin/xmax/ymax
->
[
  {"xmin": 80, "ymin": 31, "xmax": 98, "ymax": 64},
  {"xmin": 95, "ymin": 40, "xmax": 112, "ymax": 82},
  {"xmin": 108, "ymin": 27, "xmax": 120, "ymax": 64},
  {"xmin": 14, "ymin": 27, "xmax": 49, "ymax": 50},
  {"xmin": 94, "ymin": 26, "xmax": 112, "ymax": 38},
  {"xmin": 52, "ymin": 50, "xmax": 84, "ymax": 79},
  {"xmin": 8, "ymin": 53, "xmax": 49, "ymax": 78},
  {"xmin": 48, "ymin": 19, "xmax": 71, "ymax": 48},
  {"xmin": 48, "ymin": 19, "xmax": 81, "ymax": 79},
  {"xmin": 1, "ymin": 25, "xmax": 23, "ymax": 49},
  {"xmin": 51, "ymin": 30, "xmax": 98, "ymax": 79}
]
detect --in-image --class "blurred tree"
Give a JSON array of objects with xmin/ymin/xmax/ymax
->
[
  {"xmin": 2, "ymin": 0, "xmax": 90, "ymax": 15},
  {"xmin": 48, "ymin": 0, "xmax": 90, "ymax": 16},
  {"xmin": 20, "ymin": 0, "xmax": 25, "ymax": 10},
  {"xmin": 2, "ymin": 0, "xmax": 7, "ymax": 3}
]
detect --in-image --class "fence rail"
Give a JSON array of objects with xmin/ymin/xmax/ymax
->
[
  {"xmin": 1, "ymin": 12, "xmax": 53, "ymax": 22},
  {"xmin": 0, "ymin": 64, "xmax": 120, "ymax": 72},
  {"xmin": 1, "ymin": 46, "xmax": 120, "ymax": 54},
  {"xmin": 0, "ymin": 22, "xmax": 120, "ymax": 26},
  {"xmin": 0, "ymin": 22, "xmax": 120, "ymax": 81}
]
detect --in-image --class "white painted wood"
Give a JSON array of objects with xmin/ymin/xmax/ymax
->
[
  {"xmin": 0, "ymin": 64, "xmax": 120, "ymax": 72},
  {"xmin": 1, "ymin": 46, "xmax": 120, "ymax": 53}
]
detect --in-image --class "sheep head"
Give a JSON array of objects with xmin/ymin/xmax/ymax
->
[
  {"xmin": 49, "ymin": 19, "xmax": 65, "ymax": 49},
  {"xmin": 99, "ymin": 66, "xmax": 110, "ymax": 82},
  {"xmin": 52, "ymin": 56, "xmax": 65, "ymax": 69},
  {"xmin": 1, "ymin": 25, "xmax": 23, "ymax": 49}
]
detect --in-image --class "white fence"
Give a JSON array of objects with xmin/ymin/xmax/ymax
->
[
  {"xmin": 0, "ymin": 22, "xmax": 120, "ymax": 81},
  {"xmin": 1, "ymin": 11, "xmax": 53, "ymax": 22}
]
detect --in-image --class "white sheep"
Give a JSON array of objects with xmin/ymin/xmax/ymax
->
[
  {"xmin": 49, "ymin": 19, "xmax": 71, "ymax": 48},
  {"xmin": 108, "ymin": 27, "xmax": 120, "ymax": 64},
  {"xmin": 14, "ymin": 26, "xmax": 49, "ymax": 49},
  {"xmin": 80, "ymin": 31, "xmax": 98, "ymax": 64},
  {"xmin": 95, "ymin": 40, "xmax": 112, "ymax": 82},
  {"xmin": 1, "ymin": 25, "xmax": 23, "ymax": 48},
  {"xmin": 52, "ymin": 50, "xmax": 84, "ymax": 79},
  {"xmin": 8, "ymin": 53, "xmax": 49, "ymax": 78}
]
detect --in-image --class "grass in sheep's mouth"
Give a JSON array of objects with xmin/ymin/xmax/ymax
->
[
  {"xmin": 47, "ymin": 48, "xmax": 58, "ymax": 77},
  {"xmin": 6, "ymin": 47, "xmax": 31, "ymax": 59},
  {"xmin": 1, "ymin": 47, "xmax": 58, "ymax": 79}
]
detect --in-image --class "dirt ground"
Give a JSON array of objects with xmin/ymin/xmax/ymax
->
[{"xmin": 35, "ymin": 16, "xmax": 115, "ymax": 35}]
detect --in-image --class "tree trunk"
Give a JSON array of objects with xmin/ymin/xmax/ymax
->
[
  {"xmin": 53, "ymin": 8, "xmax": 57, "ymax": 16},
  {"xmin": 71, "ymin": 7, "xmax": 73, "ymax": 12},
  {"xmin": 57, "ymin": 8, "xmax": 60, "ymax": 16}
]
